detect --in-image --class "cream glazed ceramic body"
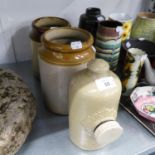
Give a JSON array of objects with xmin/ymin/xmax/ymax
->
[
  {"xmin": 39, "ymin": 58, "xmax": 87, "ymax": 114},
  {"xmin": 69, "ymin": 59, "xmax": 123, "ymax": 150}
]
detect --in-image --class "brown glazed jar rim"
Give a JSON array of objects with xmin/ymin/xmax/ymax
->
[
  {"xmin": 138, "ymin": 12, "xmax": 155, "ymax": 20},
  {"xmin": 32, "ymin": 16, "xmax": 71, "ymax": 33},
  {"xmin": 40, "ymin": 27, "xmax": 94, "ymax": 66},
  {"xmin": 42, "ymin": 27, "xmax": 94, "ymax": 53}
]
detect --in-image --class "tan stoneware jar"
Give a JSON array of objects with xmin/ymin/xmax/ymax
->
[
  {"xmin": 39, "ymin": 27, "xmax": 95, "ymax": 115},
  {"xmin": 69, "ymin": 59, "xmax": 123, "ymax": 150},
  {"xmin": 29, "ymin": 16, "xmax": 71, "ymax": 78}
]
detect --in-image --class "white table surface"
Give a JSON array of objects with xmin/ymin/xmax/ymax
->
[{"xmin": 1, "ymin": 61, "xmax": 155, "ymax": 155}]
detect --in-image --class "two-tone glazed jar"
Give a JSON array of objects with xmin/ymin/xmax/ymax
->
[
  {"xmin": 39, "ymin": 27, "xmax": 95, "ymax": 115},
  {"xmin": 29, "ymin": 16, "xmax": 70, "ymax": 78}
]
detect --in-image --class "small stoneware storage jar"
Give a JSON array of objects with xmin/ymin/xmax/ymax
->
[
  {"xmin": 131, "ymin": 12, "xmax": 155, "ymax": 43},
  {"xmin": 39, "ymin": 27, "xmax": 95, "ymax": 115},
  {"xmin": 29, "ymin": 16, "xmax": 70, "ymax": 78},
  {"xmin": 69, "ymin": 59, "xmax": 123, "ymax": 150}
]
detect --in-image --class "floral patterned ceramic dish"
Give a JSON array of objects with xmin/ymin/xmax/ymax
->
[{"xmin": 130, "ymin": 86, "xmax": 155, "ymax": 122}]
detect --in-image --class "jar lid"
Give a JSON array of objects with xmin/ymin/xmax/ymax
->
[
  {"xmin": 94, "ymin": 121, "xmax": 123, "ymax": 146},
  {"xmin": 88, "ymin": 59, "xmax": 110, "ymax": 73},
  {"xmin": 86, "ymin": 8, "xmax": 101, "ymax": 16}
]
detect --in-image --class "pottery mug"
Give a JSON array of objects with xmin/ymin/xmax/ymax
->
[{"xmin": 109, "ymin": 13, "xmax": 132, "ymax": 41}]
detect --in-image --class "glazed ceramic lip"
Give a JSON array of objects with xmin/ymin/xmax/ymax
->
[
  {"xmin": 138, "ymin": 12, "xmax": 155, "ymax": 20},
  {"xmin": 109, "ymin": 13, "xmax": 132, "ymax": 22},
  {"xmin": 98, "ymin": 21, "xmax": 122, "ymax": 37},
  {"xmin": 40, "ymin": 27, "xmax": 94, "ymax": 66},
  {"xmin": 42, "ymin": 27, "xmax": 94, "ymax": 52},
  {"xmin": 32, "ymin": 16, "xmax": 70, "ymax": 33},
  {"xmin": 30, "ymin": 16, "xmax": 70, "ymax": 42}
]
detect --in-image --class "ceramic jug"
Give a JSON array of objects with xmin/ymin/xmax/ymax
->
[
  {"xmin": 131, "ymin": 12, "xmax": 155, "ymax": 43},
  {"xmin": 79, "ymin": 7, "xmax": 105, "ymax": 40},
  {"xmin": 39, "ymin": 27, "xmax": 95, "ymax": 115},
  {"xmin": 121, "ymin": 48, "xmax": 147, "ymax": 94},
  {"xmin": 69, "ymin": 59, "xmax": 123, "ymax": 150},
  {"xmin": 30, "ymin": 16, "xmax": 70, "ymax": 78},
  {"xmin": 95, "ymin": 20, "xmax": 123, "ymax": 71},
  {"xmin": 117, "ymin": 39, "xmax": 155, "ymax": 78}
]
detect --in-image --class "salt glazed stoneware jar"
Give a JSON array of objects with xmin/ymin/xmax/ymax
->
[
  {"xmin": 95, "ymin": 20, "xmax": 123, "ymax": 71},
  {"xmin": 69, "ymin": 59, "xmax": 123, "ymax": 150},
  {"xmin": 39, "ymin": 27, "xmax": 95, "ymax": 115},
  {"xmin": 30, "ymin": 16, "xmax": 71, "ymax": 78},
  {"xmin": 131, "ymin": 12, "xmax": 155, "ymax": 43}
]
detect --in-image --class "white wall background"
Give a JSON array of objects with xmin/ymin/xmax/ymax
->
[{"xmin": 0, "ymin": 0, "xmax": 149, "ymax": 64}]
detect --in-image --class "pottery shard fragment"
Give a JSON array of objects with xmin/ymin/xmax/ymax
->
[{"xmin": 0, "ymin": 69, "xmax": 36, "ymax": 155}]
